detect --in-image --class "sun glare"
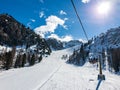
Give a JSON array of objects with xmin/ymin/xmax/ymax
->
[{"xmin": 97, "ymin": 1, "xmax": 111, "ymax": 15}]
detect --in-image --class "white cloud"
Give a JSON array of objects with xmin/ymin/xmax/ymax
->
[
  {"xmin": 82, "ymin": 0, "xmax": 90, "ymax": 3},
  {"xmin": 63, "ymin": 18, "xmax": 68, "ymax": 29},
  {"xmin": 39, "ymin": 11, "xmax": 45, "ymax": 18},
  {"xmin": 34, "ymin": 15, "xmax": 67, "ymax": 37},
  {"xmin": 64, "ymin": 18, "xmax": 68, "ymax": 21},
  {"xmin": 30, "ymin": 19, "xmax": 36, "ymax": 22},
  {"xmin": 60, "ymin": 10, "xmax": 67, "ymax": 15},
  {"xmin": 48, "ymin": 34, "xmax": 73, "ymax": 42}
]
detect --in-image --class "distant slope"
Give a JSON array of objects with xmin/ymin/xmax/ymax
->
[{"xmin": 46, "ymin": 38, "xmax": 82, "ymax": 50}]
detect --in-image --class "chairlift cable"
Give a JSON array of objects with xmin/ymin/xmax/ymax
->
[{"xmin": 70, "ymin": 0, "xmax": 88, "ymax": 41}]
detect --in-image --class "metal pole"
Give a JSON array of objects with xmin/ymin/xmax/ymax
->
[
  {"xmin": 98, "ymin": 54, "xmax": 105, "ymax": 80},
  {"xmin": 99, "ymin": 55, "xmax": 102, "ymax": 75}
]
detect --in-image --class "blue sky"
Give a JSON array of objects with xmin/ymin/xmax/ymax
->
[{"xmin": 0, "ymin": 0, "xmax": 120, "ymax": 41}]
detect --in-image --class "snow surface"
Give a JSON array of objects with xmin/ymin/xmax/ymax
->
[{"xmin": 0, "ymin": 46, "xmax": 120, "ymax": 90}]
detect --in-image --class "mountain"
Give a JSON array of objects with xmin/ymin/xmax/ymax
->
[
  {"xmin": 46, "ymin": 38, "xmax": 82, "ymax": 50},
  {"xmin": 0, "ymin": 13, "xmax": 51, "ymax": 53},
  {"xmin": 63, "ymin": 40, "xmax": 82, "ymax": 48},
  {"xmin": 46, "ymin": 38, "xmax": 63, "ymax": 50},
  {"xmin": 88, "ymin": 27, "xmax": 120, "ymax": 72},
  {"xmin": 0, "ymin": 14, "xmax": 39, "ymax": 46},
  {"xmin": 67, "ymin": 26, "xmax": 120, "ymax": 73},
  {"xmin": 89, "ymin": 26, "xmax": 120, "ymax": 54},
  {"xmin": 0, "ymin": 14, "xmax": 51, "ymax": 70}
]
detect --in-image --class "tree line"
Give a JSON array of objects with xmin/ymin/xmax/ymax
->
[
  {"xmin": 0, "ymin": 45, "xmax": 51, "ymax": 70},
  {"xmin": 67, "ymin": 44, "xmax": 89, "ymax": 66},
  {"xmin": 108, "ymin": 47, "xmax": 120, "ymax": 72}
]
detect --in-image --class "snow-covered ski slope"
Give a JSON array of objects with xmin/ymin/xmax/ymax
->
[{"xmin": 0, "ymin": 46, "xmax": 120, "ymax": 90}]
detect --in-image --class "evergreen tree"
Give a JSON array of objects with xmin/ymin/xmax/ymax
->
[
  {"xmin": 76, "ymin": 52, "xmax": 81, "ymax": 65},
  {"xmin": 27, "ymin": 53, "xmax": 31, "ymax": 65},
  {"xmin": 5, "ymin": 51, "xmax": 12, "ymax": 70},
  {"xmin": 14, "ymin": 54, "xmax": 20, "ymax": 68},
  {"xmin": 0, "ymin": 53, "xmax": 6, "ymax": 68},
  {"xmin": 19, "ymin": 54, "xmax": 23, "ymax": 67},
  {"xmin": 22, "ymin": 53, "xmax": 26, "ymax": 67},
  {"xmin": 5, "ymin": 46, "xmax": 16, "ymax": 70},
  {"xmin": 80, "ymin": 44, "xmax": 85, "ymax": 61},
  {"xmin": 111, "ymin": 48, "xmax": 120, "ymax": 72},
  {"xmin": 30, "ymin": 54, "xmax": 35, "ymax": 66}
]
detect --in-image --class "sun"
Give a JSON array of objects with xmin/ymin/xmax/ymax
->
[{"xmin": 97, "ymin": 1, "xmax": 111, "ymax": 15}]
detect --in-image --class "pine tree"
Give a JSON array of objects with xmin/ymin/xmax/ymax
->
[
  {"xmin": 27, "ymin": 53, "xmax": 31, "ymax": 66},
  {"xmin": 76, "ymin": 52, "xmax": 81, "ymax": 65},
  {"xmin": 19, "ymin": 54, "xmax": 23, "ymax": 67},
  {"xmin": 22, "ymin": 53, "xmax": 26, "ymax": 67},
  {"xmin": 111, "ymin": 48, "xmax": 120, "ymax": 72},
  {"xmin": 5, "ymin": 51, "xmax": 13, "ymax": 70},
  {"xmin": 14, "ymin": 54, "xmax": 20, "ymax": 68},
  {"xmin": 0, "ymin": 53, "xmax": 6, "ymax": 68},
  {"xmin": 14, "ymin": 54, "xmax": 23, "ymax": 68},
  {"xmin": 80, "ymin": 44, "xmax": 85, "ymax": 60},
  {"xmin": 30, "ymin": 54, "xmax": 35, "ymax": 66},
  {"xmin": 5, "ymin": 46, "xmax": 16, "ymax": 70}
]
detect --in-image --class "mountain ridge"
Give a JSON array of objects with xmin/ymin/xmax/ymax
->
[
  {"xmin": 0, "ymin": 13, "xmax": 41, "ymax": 46},
  {"xmin": 46, "ymin": 37, "xmax": 82, "ymax": 50}
]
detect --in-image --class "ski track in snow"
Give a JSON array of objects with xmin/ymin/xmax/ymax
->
[
  {"xmin": 34, "ymin": 65, "xmax": 62, "ymax": 90},
  {"xmin": 0, "ymin": 47, "xmax": 120, "ymax": 90}
]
